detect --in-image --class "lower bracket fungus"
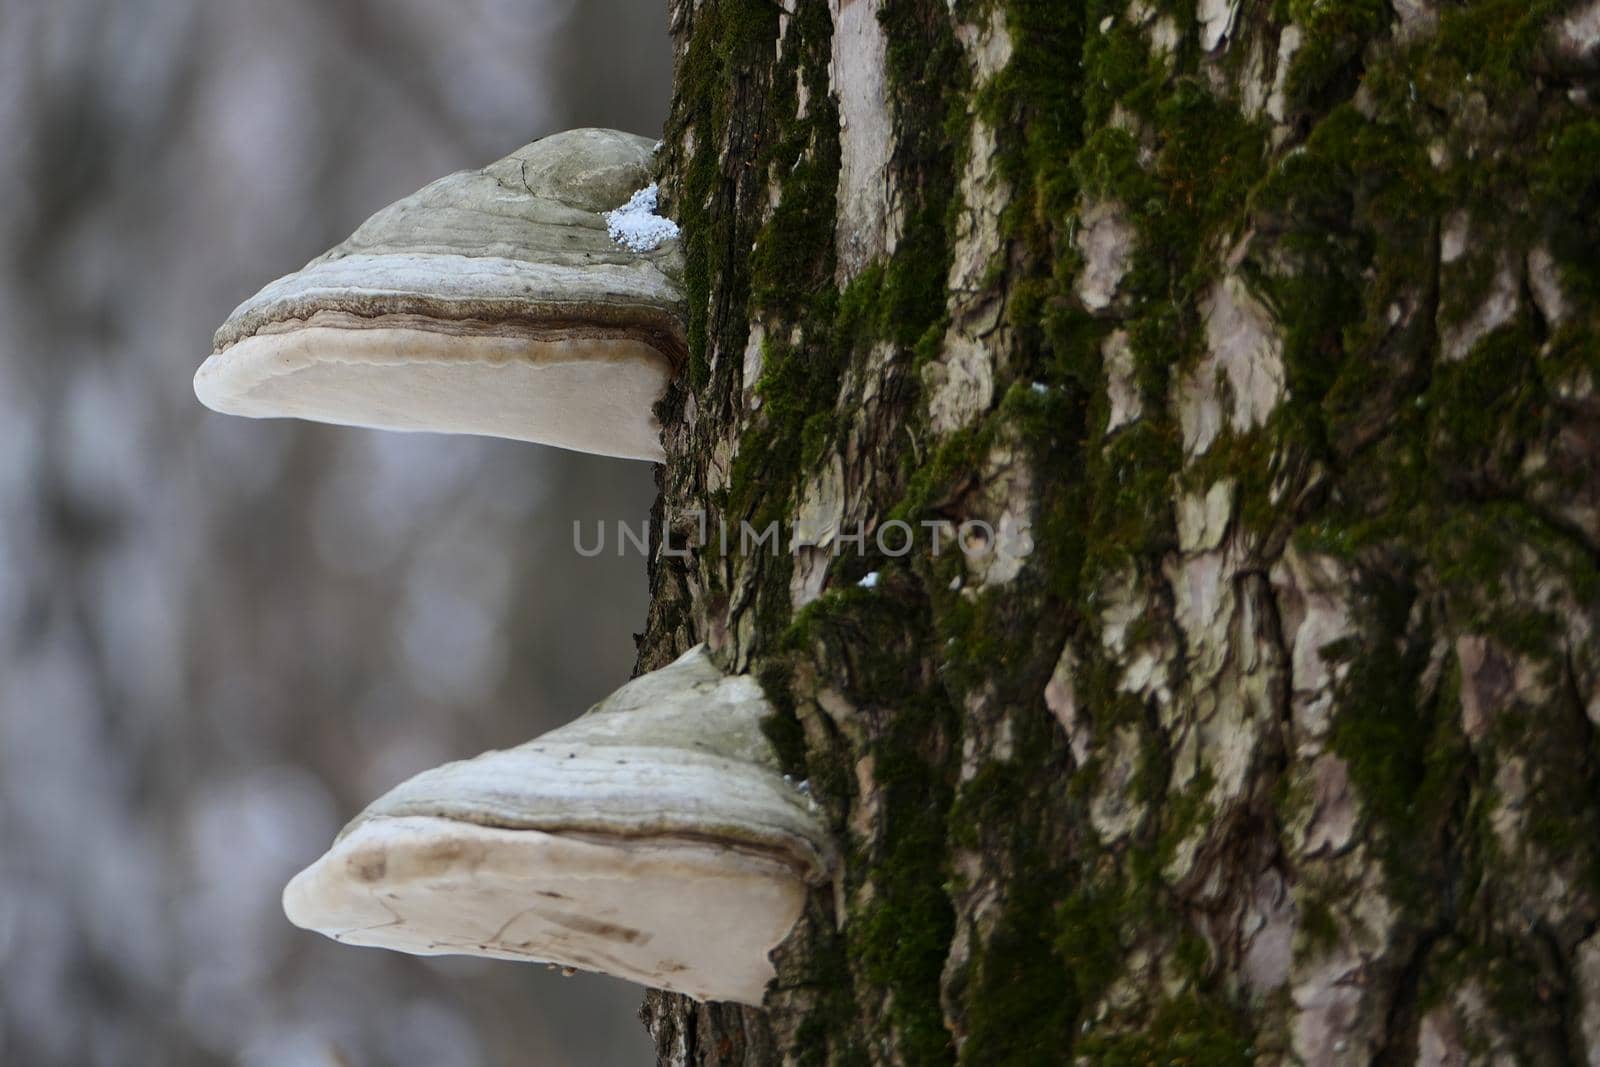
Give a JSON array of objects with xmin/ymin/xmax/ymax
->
[
  {"xmin": 194, "ymin": 128, "xmax": 684, "ymax": 461},
  {"xmin": 283, "ymin": 646, "xmax": 831, "ymax": 1005}
]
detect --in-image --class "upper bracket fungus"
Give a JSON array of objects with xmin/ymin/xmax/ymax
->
[
  {"xmin": 194, "ymin": 128, "xmax": 684, "ymax": 461},
  {"xmin": 283, "ymin": 646, "xmax": 832, "ymax": 1006}
]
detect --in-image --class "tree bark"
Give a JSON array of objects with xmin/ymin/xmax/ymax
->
[{"xmin": 637, "ymin": 0, "xmax": 1600, "ymax": 1063}]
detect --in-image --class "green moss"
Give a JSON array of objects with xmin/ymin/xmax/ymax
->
[
  {"xmin": 1412, "ymin": 938, "xmax": 1573, "ymax": 1060},
  {"xmin": 1280, "ymin": 0, "xmax": 1386, "ymax": 116},
  {"xmin": 666, "ymin": 0, "xmax": 779, "ymax": 390},
  {"xmin": 982, "ymin": 0, "xmax": 1088, "ymax": 241},
  {"xmin": 781, "ymin": 567, "xmax": 961, "ymax": 1060},
  {"xmin": 728, "ymin": 330, "xmax": 846, "ymax": 531},
  {"xmin": 1150, "ymin": 79, "xmax": 1268, "ymax": 258},
  {"xmin": 948, "ymin": 680, "xmax": 1079, "ymax": 1063},
  {"xmin": 1076, "ymin": 18, "xmax": 1161, "ymax": 129},
  {"xmin": 789, "ymin": 916, "xmax": 874, "ymax": 1067},
  {"xmin": 875, "ymin": 0, "xmax": 968, "ymax": 352},
  {"xmin": 1003, "ymin": 382, "xmax": 1093, "ymax": 603},
  {"xmin": 958, "ymin": 885, "xmax": 1078, "ymax": 1065},
  {"xmin": 1325, "ymin": 576, "xmax": 1427, "ymax": 799},
  {"xmin": 1429, "ymin": 322, "xmax": 1542, "ymax": 467},
  {"xmin": 1074, "ymin": 993, "xmax": 1255, "ymax": 1066},
  {"xmin": 1154, "ymin": 770, "xmax": 1217, "ymax": 866},
  {"xmin": 1534, "ymin": 117, "xmax": 1600, "ymax": 302},
  {"xmin": 851, "ymin": 696, "xmax": 958, "ymax": 1059},
  {"xmin": 1427, "ymin": 0, "xmax": 1566, "ymax": 97},
  {"xmin": 855, "ymin": 878, "xmax": 955, "ymax": 1064},
  {"xmin": 1091, "ymin": 421, "xmax": 1183, "ymax": 568},
  {"xmin": 1055, "ymin": 885, "xmax": 1131, "ymax": 1010},
  {"xmin": 1297, "ymin": 893, "xmax": 1343, "ymax": 952},
  {"xmin": 1325, "ymin": 571, "xmax": 1473, "ymax": 917},
  {"xmin": 1483, "ymin": 647, "xmax": 1600, "ymax": 897},
  {"xmin": 757, "ymin": 660, "xmax": 811, "ymax": 778}
]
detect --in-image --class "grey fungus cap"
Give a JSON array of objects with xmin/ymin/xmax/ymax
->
[
  {"xmin": 281, "ymin": 646, "xmax": 833, "ymax": 1006},
  {"xmin": 195, "ymin": 129, "xmax": 684, "ymax": 462}
]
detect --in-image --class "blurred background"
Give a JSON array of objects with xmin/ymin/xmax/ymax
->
[{"xmin": 0, "ymin": 1, "xmax": 672, "ymax": 1064}]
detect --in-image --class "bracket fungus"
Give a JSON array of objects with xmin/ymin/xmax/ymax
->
[
  {"xmin": 283, "ymin": 646, "xmax": 832, "ymax": 1005},
  {"xmin": 194, "ymin": 128, "xmax": 684, "ymax": 461}
]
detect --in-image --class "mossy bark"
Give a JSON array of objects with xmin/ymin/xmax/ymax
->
[{"xmin": 635, "ymin": 0, "xmax": 1600, "ymax": 1062}]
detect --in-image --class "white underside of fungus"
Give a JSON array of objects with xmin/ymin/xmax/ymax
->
[{"xmin": 284, "ymin": 817, "xmax": 806, "ymax": 1004}]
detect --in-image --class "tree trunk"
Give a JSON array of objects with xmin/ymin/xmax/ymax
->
[{"xmin": 636, "ymin": 0, "xmax": 1600, "ymax": 1062}]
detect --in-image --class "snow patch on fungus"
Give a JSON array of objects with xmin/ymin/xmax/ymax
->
[{"xmin": 605, "ymin": 183, "xmax": 681, "ymax": 252}]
